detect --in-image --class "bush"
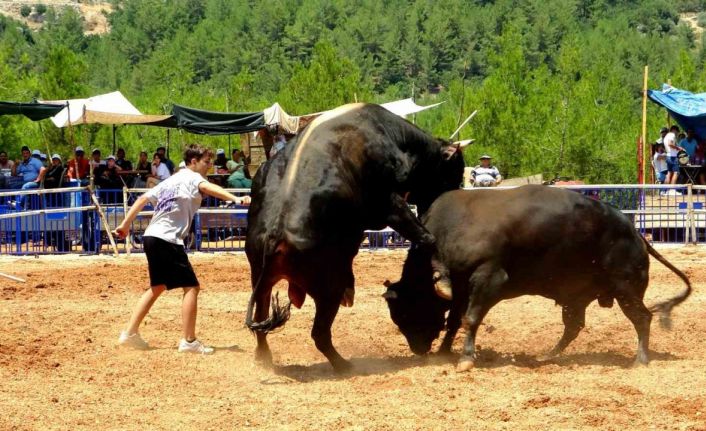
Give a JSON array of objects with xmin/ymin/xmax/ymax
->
[
  {"xmin": 698, "ymin": 12, "xmax": 706, "ymax": 28},
  {"xmin": 20, "ymin": 5, "xmax": 31, "ymax": 17},
  {"xmin": 34, "ymin": 3, "xmax": 46, "ymax": 15}
]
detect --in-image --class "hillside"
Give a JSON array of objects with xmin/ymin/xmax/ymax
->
[{"xmin": 0, "ymin": 0, "xmax": 111, "ymax": 34}]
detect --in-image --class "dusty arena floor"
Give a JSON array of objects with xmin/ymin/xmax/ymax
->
[{"xmin": 1, "ymin": 247, "xmax": 705, "ymax": 430}]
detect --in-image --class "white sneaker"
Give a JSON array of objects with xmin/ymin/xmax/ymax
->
[
  {"xmin": 178, "ymin": 339, "xmax": 214, "ymax": 355},
  {"xmin": 118, "ymin": 330, "xmax": 149, "ymax": 350}
]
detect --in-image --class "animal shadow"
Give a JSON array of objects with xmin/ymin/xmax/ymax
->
[
  {"xmin": 476, "ymin": 348, "xmax": 680, "ymax": 369},
  {"xmin": 272, "ymin": 355, "xmax": 425, "ymax": 383}
]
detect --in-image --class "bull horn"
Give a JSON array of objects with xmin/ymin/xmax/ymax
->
[
  {"xmin": 382, "ymin": 289, "xmax": 398, "ymax": 300},
  {"xmin": 452, "ymin": 139, "xmax": 474, "ymax": 148},
  {"xmin": 383, "ymin": 279, "xmax": 392, "ymax": 287}
]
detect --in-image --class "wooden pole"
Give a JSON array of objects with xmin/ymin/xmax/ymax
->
[
  {"xmin": 0, "ymin": 272, "xmax": 25, "ymax": 283},
  {"xmin": 667, "ymin": 78, "xmax": 672, "ymax": 127},
  {"xmin": 641, "ymin": 65, "xmax": 649, "ymax": 185},
  {"xmin": 123, "ymin": 186, "xmax": 131, "ymax": 256},
  {"xmin": 112, "ymin": 124, "xmax": 117, "ymax": 155},
  {"xmin": 89, "ymin": 186, "xmax": 119, "ymax": 257}
]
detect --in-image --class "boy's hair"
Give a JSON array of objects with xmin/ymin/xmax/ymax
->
[{"xmin": 183, "ymin": 144, "xmax": 214, "ymax": 165}]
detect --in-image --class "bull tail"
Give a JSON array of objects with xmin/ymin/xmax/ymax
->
[
  {"xmin": 641, "ymin": 236, "xmax": 692, "ymax": 330},
  {"xmin": 244, "ymin": 237, "xmax": 291, "ymax": 333}
]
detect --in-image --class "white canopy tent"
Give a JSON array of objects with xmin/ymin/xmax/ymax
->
[
  {"xmin": 380, "ymin": 98, "xmax": 445, "ymax": 118},
  {"xmin": 41, "ymin": 91, "xmax": 146, "ymax": 128}
]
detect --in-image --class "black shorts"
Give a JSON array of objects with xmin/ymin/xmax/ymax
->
[{"xmin": 143, "ymin": 236, "xmax": 199, "ymax": 290}]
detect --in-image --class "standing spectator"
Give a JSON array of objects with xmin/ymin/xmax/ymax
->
[
  {"xmin": 114, "ymin": 144, "xmax": 251, "ymax": 353},
  {"xmin": 133, "ymin": 151, "xmax": 151, "ymax": 188},
  {"xmin": 156, "ymin": 146, "xmax": 175, "ymax": 174},
  {"xmin": 115, "ymin": 148, "xmax": 133, "ymax": 171},
  {"xmin": 67, "ymin": 146, "xmax": 89, "ymax": 184},
  {"xmin": 43, "ymin": 154, "xmax": 65, "ymax": 189},
  {"xmin": 11, "ymin": 145, "xmax": 46, "ymax": 208},
  {"xmin": 0, "ymin": 150, "xmax": 14, "ymax": 177},
  {"xmin": 652, "ymin": 144, "xmax": 668, "ymax": 184},
  {"xmin": 680, "ymin": 129, "xmax": 698, "ymax": 163},
  {"xmin": 147, "ymin": 153, "xmax": 171, "ymax": 188},
  {"xmin": 90, "ymin": 148, "xmax": 104, "ymax": 172},
  {"xmin": 664, "ymin": 125, "xmax": 683, "ymax": 185},
  {"xmin": 470, "ymin": 155, "xmax": 503, "ymax": 187}
]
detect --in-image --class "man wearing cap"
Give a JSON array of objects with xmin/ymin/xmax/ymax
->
[
  {"xmin": 43, "ymin": 154, "xmax": 65, "ymax": 189},
  {"xmin": 470, "ymin": 155, "xmax": 502, "ymax": 187},
  {"xmin": 12, "ymin": 145, "xmax": 46, "ymax": 208},
  {"xmin": 95, "ymin": 155, "xmax": 124, "ymax": 190},
  {"xmin": 67, "ymin": 146, "xmax": 90, "ymax": 184}
]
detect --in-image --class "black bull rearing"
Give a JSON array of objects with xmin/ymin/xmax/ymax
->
[{"xmin": 244, "ymin": 103, "xmax": 467, "ymax": 371}]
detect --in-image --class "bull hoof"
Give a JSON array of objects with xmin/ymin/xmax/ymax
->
[
  {"xmin": 255, "ymin": 348, "xmax": 273, "ymax": 367},
  {"xmin": 432, "ymin": 272, "xmax": 453, "ymax": 300},
  {"xmin": 456, "ymin": 356, "xmax": 475, "ymax": 372},
  {"xmin": 340, "ymin": 287, "xmax": 355, "ymax": 307}
]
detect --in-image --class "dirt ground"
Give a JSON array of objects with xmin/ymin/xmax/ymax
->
[{"xmin": 1, "ymin": 246, "xmax": 705, "ymax": 430}]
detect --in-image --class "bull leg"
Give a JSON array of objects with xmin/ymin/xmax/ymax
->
[
  {"xmin": 616, "ymin": 294, "xmax": 652, "ymax": 366},
  {"xmin": 311, "ymin": 296, "xmax": 351, "ymax": 372},
  {"xmin": 253, "ymin": 281, "xmax": 275, "ymax": 366},
  {"xmin": 457, "ymin": 264, "xmax": 507, "ymax": 372},
  {"xmin": 438, "ymin": 281, "xmax": 470, "ymax": 354},
  {"xmin": 385, "ymin": 194, "xmax": 435, "ymax": 246},
  {"xmin": 537, "ymin": 302, "xmax": 588, "ymax": 362}
]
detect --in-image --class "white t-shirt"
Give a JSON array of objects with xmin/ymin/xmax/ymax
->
[
  {"xmin": 472, "ymin": 165, "xmax": 501, "ymax": 186},
  {"xmin": 653, "ymin": 152, "xmax": 667, "ymax": 173},
  {"xmin": 152, "ymin": 163, "xmax": 171, "ymax": 181},
  {"xmin": 664, "ymin": 132, "xmax": 678, "ymax": 157},
  {"xmin": 143, "ymin": 168, "xmax": 206, "ymax": 245}
]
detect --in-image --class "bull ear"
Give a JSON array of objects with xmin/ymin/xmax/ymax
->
[
  {"xmin": 383, "ymin": 279, "xmax": 392, "ymax": 287},
  {"xmin": 452, "ymin": 139, "xmax": 474, "ymax": 148},
  {"xmin": 382, "ymin": 289, "xmax": 398, "ymax": 300}
]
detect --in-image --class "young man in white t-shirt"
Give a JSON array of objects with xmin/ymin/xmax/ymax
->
[
  {"xmin": 664, "ymin": 125, "xmax": 684, "ymax": 185},
  {"xmin": 114, "ymin": 144, "xmax": 250, "ymax": 354}
]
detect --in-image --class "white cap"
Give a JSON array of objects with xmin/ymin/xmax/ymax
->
[
  {"xmin": 75, "ymin": 146, "xmax": 84, "ymax": 153},
  {"xmin": 32, "ymin": 149, "xmax": 41, "ymax": 156},
  {"xmin": 51, "ymin": 154, "xmax": 62, "ymax": 161},
  {"xmin": 106, "ymin": 155, "xmax": 116, "ymax": 161},
  {"xmin": 216, "ymin": 148, "xmax": 225, "ymax": 155},
  {"xmin": 40, "ymin": 153, "xmax": 47, "ymax": 160}
]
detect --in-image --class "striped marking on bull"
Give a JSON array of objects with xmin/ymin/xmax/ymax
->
[{"xmin": 283, "ymin": 103, "xmax": 364, "ymax": 195}]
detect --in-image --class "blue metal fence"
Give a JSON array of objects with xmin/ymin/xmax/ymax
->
[{"xmin": 0, "ymin": 184, "xmax": 703, "ymax": 255}]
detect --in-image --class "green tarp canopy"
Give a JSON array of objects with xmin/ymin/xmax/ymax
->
[
  {"xmin": 169, "ymin": 104, "xmax": 266, "ymax": 135},
  {"xmin": 0, "ymin": 101, "xmax": 67, "ymax": 121}
]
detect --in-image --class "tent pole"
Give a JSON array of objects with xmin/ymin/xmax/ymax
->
[
  {"xmin": 166, "ymin": 129, "xmax": 170, "ymax": 159},
  {"xmin": 641, "ymin": 65, "xmax": 649, "ymax": 185},
  {"xmin": 67, "ymin": 102, "xmax": 74, "ymax": 148},
  {"xmin": 667, "ymin": 78, "xmax": 672, "ymax": 128},
  {"xmin": 112, "ymin": 125, "xmax": 117, "ymax": 155},
  {"xmin": 37, "ymin": 121, "xmax": 51, "ymax": 164}
]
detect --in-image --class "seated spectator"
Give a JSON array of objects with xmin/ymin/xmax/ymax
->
[
  {"xmin": 156, "ymin": 146, "xmax": 175, "ymax": 174},
  {"xmin": 226, "ymin": 149, "xmax": 252, "ymax": 189},
  {"xmin": 43, "ymin": 154, "xmax": 65, "ymax": 189},
  {"xmin": 115, "ymin": 148, "xmax": 133, "ymax": 171},
  {"xmin": 214, "ymin": 149, "xmax": 229, "ymax": 173},
  {"xmin": 67, "ymin": 146, "xmax": 90, "ymax": 185},
  {"xmin": 12, "ymin": 145, "xmax": 46, "ymax": 208},
  {"xmin": 652, "ymin": 144, "xmax": 668, "ymax": 184},
  {"xmin": 470, "ymin": 155, "xmax": 502, "ymax": 187},
  {"xmin": 146, "ymin": 153, "xmax": 170, "ymax": 188},
  {"xmin": 95, "ymin": 155, "xmax": 124, "ymax": 189},
  {"xmin": 132, "ymin": 151, "xmax": 151, "ymax": 188},
  {"xmin": 680, "ymin": 129, "xmax": 698, "ymax": 163},
  {"xmin": 40, "ymin": 153, "xmax": 48, "ymax": 167},
  {"xmin": 31, "ymin": 149, "xmax": 41, "ymax": 161}
]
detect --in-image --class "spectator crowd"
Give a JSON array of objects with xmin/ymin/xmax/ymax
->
[{"xmin": 652, "ymin": 125, "xmax": 706, "ymax": 186}]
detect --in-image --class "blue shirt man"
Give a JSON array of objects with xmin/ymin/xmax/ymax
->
[
  {"xmin": 12, "ymin": 146, "xmax": 46, "ymax": 208},
  {"xmin": 680, "ymin": 129, "xmax": 699, "ymax": 162}
]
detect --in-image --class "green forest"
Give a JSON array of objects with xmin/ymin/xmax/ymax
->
[{"xmin": 2, "ymin": 0, "xmax": 706, "ymax": 182}]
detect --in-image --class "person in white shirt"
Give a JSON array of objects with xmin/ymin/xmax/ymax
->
[
  {"xmin": 146, "ymin": 153, "xmax": 171, "ymax": 188},
  {"xmin": 663, "ymin": 125, "xmax": 684, "ymax": 185},
  {"xmin": 470, "ymin": 155, "xmax": 502, "ymax": 187},
  {"xmin": 652, "ymin": 144, "xmax": 668, "ymax": 184},
  {"xmin": 114, "ymin": 144, "xmax": 251, "ymax": 354}
]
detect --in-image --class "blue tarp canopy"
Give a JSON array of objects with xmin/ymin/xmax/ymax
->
[{"xmin": 647, "ymin": 84, "xmax": 706, "ymax": 138}]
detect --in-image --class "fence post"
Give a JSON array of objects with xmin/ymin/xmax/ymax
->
[
  {"xmin": 123, "ymin": 187, "xmax": 131, "ymax": 256},
  {"xmin": 687, "ymin": 183, "xmax": 696, "ymax": 245}
]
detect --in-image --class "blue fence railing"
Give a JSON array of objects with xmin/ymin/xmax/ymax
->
[{"xmin": 0, "ymin": 184, "xmax": 703, "ymax": 255}]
